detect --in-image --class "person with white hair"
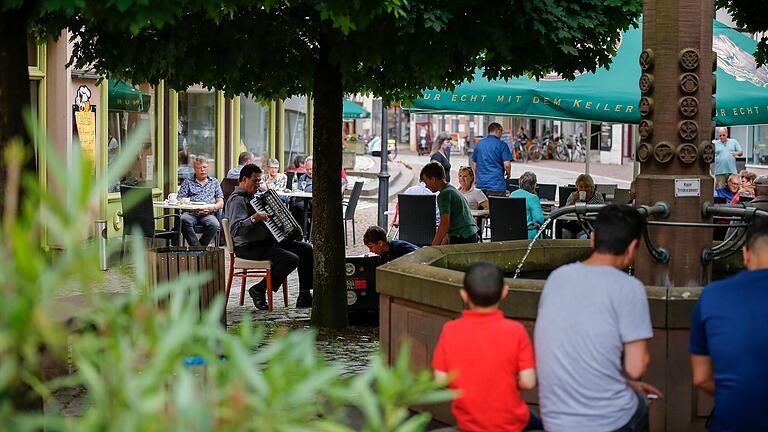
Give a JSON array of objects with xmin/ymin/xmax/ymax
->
[{"xmin": 712, "ymin": 127, "xmax": 743, "ymax": 189}]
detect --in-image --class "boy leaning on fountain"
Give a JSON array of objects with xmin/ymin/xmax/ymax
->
[
  {"xmin": 421, "ymin": 161, "xmax": 479, "ymax": 245},
  {"xmin": 432, "ymin": 262, "xmax": 542, "ymax": 431}
]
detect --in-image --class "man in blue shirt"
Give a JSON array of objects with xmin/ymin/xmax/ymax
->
[
  {"xmin": 177, "ymin": 157, "xmax": 224, "ymax": 246},
  {"xmin": 689, "ymin": 216, "xmax": 768, "ymax": 431},
  {"xmin": 712, "ymin": 127, "xmax": 743, "ymax": 189},
  {"xmin": 363, "ymin": 226, "xmax": 418, "ymax": 263},
  {"xmin": 471, "ymin": 123, "xmax": 513, "ymax": 197}
]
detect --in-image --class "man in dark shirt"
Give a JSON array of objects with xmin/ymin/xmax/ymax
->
[
  {"xmin": 363, "ymin": 226, "xmax": 417, "ymax": 263},
  {"xmin": 225, "ymin": 164, "xmax": 313, "ymax": 309},
  {"xmin": 689, "ymin": 216, "xmax": 768, "ymax": 431}
]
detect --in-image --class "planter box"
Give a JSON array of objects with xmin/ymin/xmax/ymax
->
[{"xmin": 148, "ymin": 246, "xmax": 226, "ymax": 326}]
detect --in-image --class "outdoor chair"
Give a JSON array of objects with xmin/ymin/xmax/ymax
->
[
  {"xmin": 612, "ymin": 188, "xmax": 631, "ymax": 205},
  {"xmin": 488, "ymin": 197, "xmax": 528, "ymax": 242},
  {"xmin": 506, "ymin": 178, "xmax": 520, "ymax": 193},
  {"xmin": 342, "ymin": 181, "xmax": 364, "ymax": 245},
  {"xmin": 537, "ymin": 183, "xmax": 557, "ymax": 201},
  {"xmin": 397, "ymin": 194, "xmax": 438, "ymax": 247},
  {"xmin": 183, "ymin": 209, "xmax": 223, "ymax": 248},
  {"xmin": 558, "ymin": 186, "xmax": 578, "ymax": 207},
  {"xmin": 118, "ymin": 186, "xmax": 181, "ymax": 259},
  {"xmin": 220, "ymin": 178, "xmax": 239, "ymax": 206},
  {"xmin": 221, "ymin": 218, "xmax": 288, "ymax": 311}
]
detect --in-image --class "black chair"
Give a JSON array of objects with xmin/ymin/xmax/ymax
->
[
  {"xmin": 343, "ymin": 181, "xmax": 364, "ymax": 245},
  {"xmin": 506, "ymin": 178, "xmax": 520, "ymax": 193},
  {"xmin": 537, "ymin": 183, "xmax": 557, "ymax": 201},
  {"xmin": 119, "ymin": 186, "xmax": 181, "ymax": 258},
  {"xmin": 220, "ymin": 178, "xmax": 239, "ymax": 206},
  {"xmin": 397, "ymin": 194, "xmax": 438, "ymax": 246},
  {"xmin": 285, "ymin": 171, "xmax": 295, "ymax": 190},
  {"xmin": 488, "ymin": 197, "xmax": 528, "ymax": 242},
  {"xmin": 558, "ymin": 186, "xmax": 578, "ymax": 207}
]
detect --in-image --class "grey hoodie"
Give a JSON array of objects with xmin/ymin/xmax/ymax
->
[{"xmin": 224, "ymin": 187, "xmax": 270, "ymax": 247}]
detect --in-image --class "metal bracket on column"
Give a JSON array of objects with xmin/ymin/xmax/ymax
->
[{"xmin": 642, "ymin": 226, "xmax": 670, "ymax": 264}]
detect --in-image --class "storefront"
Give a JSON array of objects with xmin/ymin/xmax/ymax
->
[{"xmin": 32, "ymin": 32, "xmax": 313, "ymax": 247}]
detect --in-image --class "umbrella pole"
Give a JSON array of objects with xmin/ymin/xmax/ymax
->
[{"xmin": 585, "ymin": 121, "xmax": 591, "ymax": 176}]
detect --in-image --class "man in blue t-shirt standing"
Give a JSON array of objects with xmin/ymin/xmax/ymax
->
[
  {"xmin": 471, "ymin": 122, "xmax": 513, "ymax": 197},
  {"xmin": 689, "ymin": 216, "xmax": 768, "ymax": 431}
]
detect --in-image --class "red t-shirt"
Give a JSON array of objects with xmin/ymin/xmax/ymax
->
[{"xmin": 433, "ymin": 310, "xmax": 535, "ymax": 432}]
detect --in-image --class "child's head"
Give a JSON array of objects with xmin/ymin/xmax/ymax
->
[
  {"xmin": 420, "ymin": 161, "xmax": 446, "ymax": 192},
  {"xmin": 461, "ymin": 261, "xmax": 507, "ymax": 308},
  {"xmin": 363, "ymin": 226, "xmax": 388, "ymax": 254}
]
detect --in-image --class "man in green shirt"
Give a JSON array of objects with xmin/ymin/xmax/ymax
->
[{"xmin": 421, "ymin": 162, "xmax": 479, "ymax": 245}]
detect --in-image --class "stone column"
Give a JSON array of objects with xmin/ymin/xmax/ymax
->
[{"xmin": 634, "ymin": 1, "xmax": 715, "ymax": 287}]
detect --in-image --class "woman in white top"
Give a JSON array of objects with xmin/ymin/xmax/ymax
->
[
  {"xmin": 261, "ymin": 158, "xmax": 288, "ymax": 191},
  {"xmin": 458, "ymin": 166, "xmax": 488, "ymax": 210}
]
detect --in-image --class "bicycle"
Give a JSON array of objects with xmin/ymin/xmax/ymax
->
[{"xmin": 527, "ymin": 139, "xmax": 544, "ymax": 162}]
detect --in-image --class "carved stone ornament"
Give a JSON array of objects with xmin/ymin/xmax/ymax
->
[
  {"xmin": 680, "ymin": 73, "xmax": 699, "ymax": 94},
  {"xmin": 679, "ymin": 48, "xmax": 700, "ymax": 70},
  {"xmin": 637, "ymin": 142, "xmax": 651, "ymax": 162},
  {"xmin": 638, "ymin": 120, "xmax": 653, "ymax": 140},
  {"xmin": 678, "ymin": 120, "xmax": 698, "ymax": 141},
  {"xmin": 654, "ymin": 141, "xmax": 675, "ymax": 164},
  {"xmin": 701, "ymin": 141, "xmax": 715, "ymax": 164},
  {"xmin": 678, "ymin": 143, "xmax": 698, "ymax": 164},
  {"xmin": 712, "ymin": 73, "xmax": 717, "ymax": 94},
  {"xmin": 639, "ymin": 49, "xmax": 654, "ymax": 71},
  {"xmin": 639, "ymin": 73, "xmax": 654, "ymax": 94},
  {"xmin": 639, "ymin": 97, "xmax": 654, "ymax": 117},
  {"xmin": 679, "ymin": 96, "xmax": 698, "ymax": 117}
]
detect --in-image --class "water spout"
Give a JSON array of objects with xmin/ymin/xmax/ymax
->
[{"xmin": 512, "ymin": 219, "xmax": 553, "ymax": 279}]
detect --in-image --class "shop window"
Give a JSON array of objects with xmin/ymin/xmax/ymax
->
[
  {"xmin": 239, "ymin": 96, "xmax": 269, "ymax": 164},
  {"xmin": 749, "ymin": 125, "xmax": 768, "ymax": 166},
  {"xmin": 178, "ymin": 89, "xmax": 215, "ymax": 184},
  {"xmin": 107, "ymin": 81, "xmax": 156, "ymax": 193},
  {"xmin": 284, "ymin": 110, "xmax": 306, "ymax": 167}
]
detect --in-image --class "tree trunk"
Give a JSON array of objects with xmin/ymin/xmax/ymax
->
[
  {"xmin": 309, "ymin": 41, "xmax": 348, "ymax": 328},
  {"xmin": 0, "ymin": 7, "xmax": 34, "ymax": 216}
]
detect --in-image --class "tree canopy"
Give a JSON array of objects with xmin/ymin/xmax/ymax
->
[
  {"xmin": 22, "ymin": 0, "xmax": 644, "ymax": 328},
  {"xmin": 716, "ymin": 0, "xmax": 768, "ymax": 65}
]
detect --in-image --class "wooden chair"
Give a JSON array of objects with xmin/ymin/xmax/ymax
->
[{"xmin": 221, "ymin": 218, "xmax": 288, "ymax": 311}]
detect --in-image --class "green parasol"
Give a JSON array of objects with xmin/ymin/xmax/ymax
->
[
  {"xmin": 343, "ymin": 99, "xmax": 370, "ymax": 119},
  {"xmin": 410, "ymin": 20, "xmax": 768, "ymax": 126},
  {"xmin": 108, "ymin": 81, "xmax": 151, "ymax": 113}
]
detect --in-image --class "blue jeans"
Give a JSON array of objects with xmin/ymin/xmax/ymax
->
[
  {"xmin": 612, "ymin": 391, "xmax": 649, "ymax": 432},
  {"xmin": 180, "ymin": 212, "xmax": 220, "ymax": 246}
]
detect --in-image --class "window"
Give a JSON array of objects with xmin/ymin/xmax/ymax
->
[
  {"xmin": 178, "ymin": 88, "xmax": 215, "ymax": 184},
  {"xmin": 283, "ymin": 96, "xmax": 307, "ymax": 165},
  {"xmin": 239, "ymin": 96, "xmax": 269, "ymax": 164},
  {"xmin": 107, "ymin": 81, "xmax": 156, "ymax": 193},
  {"xmin": 749, "ymin": 125, "xmax": 768, "ymax": 166}
]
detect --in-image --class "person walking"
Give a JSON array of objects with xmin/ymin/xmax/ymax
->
[
  {"xmin": 712, "ymin": 127, "xmax": 743, "ymax": 189},
  {"xmin": 430, "ymin": 133, "xmax": 453, "ymax": 183},
  {"xmin": 471, "ymin": 122, "xmax": 513, "ymax": 197}
]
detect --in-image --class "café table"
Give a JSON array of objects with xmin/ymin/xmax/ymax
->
[{"xmin": 153, "ymin": 200, "xmax": 216, "ymax": 211}]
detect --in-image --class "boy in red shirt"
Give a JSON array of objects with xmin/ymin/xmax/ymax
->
[{"xmin": 433, "ymin": 262, "xmax": 540, "ymax": 431}]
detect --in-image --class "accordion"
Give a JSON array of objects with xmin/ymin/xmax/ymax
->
[{"xmin": 249, "ymin": 190, "xmax": 303, "ymax": 243}]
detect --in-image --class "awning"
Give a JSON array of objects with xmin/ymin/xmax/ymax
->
[
  {"xmin": 108, "ymin": 81, "xmax": 151, "ymax": 113},
  {"xmin": 409, "ymin": 19, "xmax": 768, "ymax": 127},
  {"xmin": 343, "ymin": 99, "xmax": 370, "ymax": 119}
]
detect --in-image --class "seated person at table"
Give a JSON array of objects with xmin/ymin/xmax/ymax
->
[
  {"xmin": 510, "ymin": 171, "xmax": 545, "ymax": 239},
  {"xmin": 563, "ymin": 173, "xmax": 604, "ymax": 239},
  {"xmin": 226, "ymin": 151, "xmax": 254, "ymax": 180},
  {"xmin": 292, "ymin": 155, "xmax": 307, "ymax": 174},
  {"xmin": 363, "ymin": 226, "xmax": 417, "ymax": 263},
  {"xmin": 261, "ymin": 158, "xmax": 288, "ymax": 191},
  {"xmin": 433, "ymin": 261, "xmax": 540, "ymax": 432},
  {"xmin": 458, "ymin": 166, "xmax": 488, "ymax": 211},
  {"xmin": 290, "ymin": 156, "xmax": 314, "ymax": 234},
  {"xmin": 715, "ymin": 174, "xmax": 740, "ymax": 203},
  {"xmin": 177, "ymin": 157, "xmax": 223, "ymax": 246},
  {"xmin": 731, "ymin": 170, "xmax": 755, "ymax": 204},
  {"xmin": 421, "ymin": 161, "xmax": 479, "ymax": 245},
  {"xmin": 225, "ymin": 164, "xmax": 314, "ymax": 310}
]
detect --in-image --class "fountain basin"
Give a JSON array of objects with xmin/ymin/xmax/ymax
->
[{"xmin": 378, "ymin": 239, "xmax": 742, "ymax": 432}]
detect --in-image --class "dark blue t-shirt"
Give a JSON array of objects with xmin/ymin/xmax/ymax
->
[
  {"xmin": 689, "ymin": 269, "xmax": 768, "ymax": 432},
  {"xmin": 471, "ymin": 135, "xmax": 513, "ymax": 193},
  {"xmin": 381, "ymin": 240, "xmax": 418, "ymax": 262}
]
